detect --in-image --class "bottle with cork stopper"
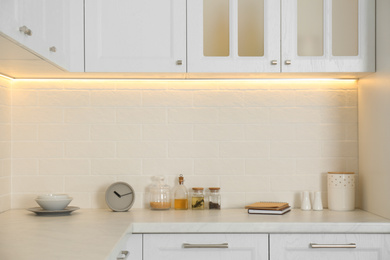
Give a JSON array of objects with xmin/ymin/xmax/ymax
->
[{"xmin": 172, "ymin": 174, "xmax": 188, "ymax": 210}]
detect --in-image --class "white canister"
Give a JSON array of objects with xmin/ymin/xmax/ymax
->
[{"xmin": 327, "ymin": 172, "xmax": 355, "ymax": 211}]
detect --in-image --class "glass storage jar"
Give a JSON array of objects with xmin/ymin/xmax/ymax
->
[
  {"xmin": 208, "ymin": 187, "xmax": 221, "ymax": 210},
  {"xmin": 149, "ymin": 176, "xmax": 171, "ymax": 210},
  {"xmin": 191, "ymin": 187, "xmax": 204, "ymax": 210}
]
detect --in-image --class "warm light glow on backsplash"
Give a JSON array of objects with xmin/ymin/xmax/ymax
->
[{"xmin": 4, "ymin": 75, "xmax": 357, "ymax": 90}]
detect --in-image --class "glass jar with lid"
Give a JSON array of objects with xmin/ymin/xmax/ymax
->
[
  {"xmin": 149, "ymin": 176, "xmax": 171, "ymax": 210},
  {"xmin": 208, "ymin": 187, "xmax": 221, "ymax": 210},
  {"xmin": 191, "ymin": 187, "xmax": 204, "ymax": 210}
]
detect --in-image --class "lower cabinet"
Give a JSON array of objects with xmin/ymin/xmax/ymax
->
[
  {"xmin": 120, "ymin": 233, "xmax": 390, "ymax": 260},
  {"xmin": 270, "ymin": 234, "xmax": 390, "ymax": 260},
  {"xmin": 143, "ymin": 234, "xmax": 268, "ymax": 260}
]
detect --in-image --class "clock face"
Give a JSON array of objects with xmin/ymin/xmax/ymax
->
[{"xmin": 105, "ymin": 182, "xmax": 135, "ymax": 212}]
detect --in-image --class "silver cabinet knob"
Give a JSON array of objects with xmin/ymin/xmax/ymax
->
[
  {"xmin": 285, "ymin": 60, "xmax": 292, "ymax": 65},
  {"xmin": 271, "ymin": 60, "xmax": 278, "ymax": 65},
  {"xmin": 19, "ymin": 26, "xmax": 32, "ymax": 36},
  {"xmin": 49, "ymin": 46, "xmax": 57, "ymax": 52},
  {"xmin": 176, "ymin": 60, "xmax": 183, "ymax": 65}
]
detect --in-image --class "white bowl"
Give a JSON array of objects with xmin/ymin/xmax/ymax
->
[
  {"xmin": 35, "ymin": 198, "xmax": 73, "ymax": 210},
  {"xmin": 37, "ymin": 194, "xmax": 70, "ymax": 200}
]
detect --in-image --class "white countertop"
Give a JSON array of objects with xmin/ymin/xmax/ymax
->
[{"xmin": 1, "ymin": 208, "xmax": 389, "ymax": 260}]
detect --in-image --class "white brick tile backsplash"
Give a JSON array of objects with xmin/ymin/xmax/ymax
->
[
  {"xmin": 65, "ymin": 142, "xmax": 116, "ymax": 158},
  {"xmin": 271, "ymin": 141, "xmax": 321, "ymax": 157},
  {"xmin": 169, "ymin": 142, "xmax": 219, "ymax": 158},
  {"xmin": 142, "ymin": 158, "xmax": 193, "ymax": 176},
  {"xmin": 219, "ymin": 108, "xmax": 269, "ymax": 124},
  {"xmin": 39, "ymin": 159, "xmax": 90, "ymax": 175},
  {"xmin": 143, "ymin": 90, "xmax": 193, "ymax": 107},
  {"xmin": 143, "ymin": 124, "xmax": 193, "ymax": 141},
  {"xmin": 91, "ymin": 90, "xmax": 141, "ymax": 107},
  {"xmin": 39, "ymin": 125, "xmax": 90, "ymax": 141},
  {"xmin": 193, "ymin": 91, "xmax": 244, "ymax": 107},
  {"xmin": 194, "ymin": 125, "xmax": 244, "ymax": 141},
  {"xmin": 244, "ymin": 90, "xmax": 296, "ymax": 107},
  {"xmin": 91, "ymin": 124, "xmax": 141, "ymax": 141},
  {"xmin": 194, "ymin": 158, "xmax": 245, "ymax": 175},
  {"xmin": 245, "ymin": 158, "xmax": 296, "ymax": 175},
  {"xmin": 168, "ymin": 108, "xmax": 218, "ymax": 124},
  {"xmin": 91, "ymin": 159, "xmax": 142, "ymax": 175},
  {"xmin": 117, "ymin": 141, "xmax": 167, "ymax": 158},
  {"xmin": 220, "ymin": 175, "xmax": 270, "ymax": 192},
  {"xmin": 4, "ymin": 81, "xmax": 359, "ymax": 209},
  {"xmin": 12, "ymin": 159, "xmax": 38, "ymax": 175},
  {"xmin": 12, "ymin": 90, "xmax": 38, "ymax": 106},
  {"xmin": 38, "ymin": 91, "xmax": 90, "ymax": 106},
  {"xmin": 65, "ymin": 108, "xmax": 116, "ymax": 124},
  {"xmin": 13, "ymin": 107, "xmax": 63, "ymax": 123},
  {"xmin": 220, "ymin": 142, "xmax": 269, "ymax": 158},
  {"xmin": 12, "ymin": 125, "xmax": 37, "ymax": 141},
  {"xmin": 13, "ymin": 142, "xmax": 64, "ymax": 158},
  {"xmin": 117, "ymin": 108, "xmax": 166, "ymax": 124}
]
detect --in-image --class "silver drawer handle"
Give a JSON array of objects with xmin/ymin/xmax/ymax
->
[
  {"xmin": 183, "ymin": 243, "xmax": 229, "ymax": 249},
  {"xmin": 117, "ymin": 250, "xmax": 129, "ymax": 260},
  {"xmin": 310, "ymin": 243, "xmax": 356, "ymax": 249}
]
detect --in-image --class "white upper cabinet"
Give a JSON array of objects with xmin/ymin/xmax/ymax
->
[
  {"xmin": 85, "ymin": 0, "xmax": 186, "ymax": 73},
  {"xmin": 187, "ymin": 0, "xmax": 280, "ymax": 73},
  {"xmin": 282, "ymin": 0, "xmax": 375, "ymax": 72},
  {"xmin": 187, "ymin": 0, "xmax": 375, "ymax": 73},
  {"xmin": 0, "ymin": 0, "xmax": 84, "ymax": 72}
]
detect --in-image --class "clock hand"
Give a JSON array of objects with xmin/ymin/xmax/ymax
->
[
  {"xmin": 114, "ymin": 191, "xmax": 121, "ymax": 198},
  {"xmin": 119, "ymin": 192, "xmax": 132, "ymax": 197}
]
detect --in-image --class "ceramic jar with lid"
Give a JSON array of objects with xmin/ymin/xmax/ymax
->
[{"xmin": 327, "ymin": 172, "xmax": 355, "ymax": 211}]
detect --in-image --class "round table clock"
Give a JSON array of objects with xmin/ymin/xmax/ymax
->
[{"xmin": 105, "ymin": 182, "xmax": 135, "ymax": 212}]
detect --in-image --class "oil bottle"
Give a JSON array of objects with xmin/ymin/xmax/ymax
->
[{"xmin": 172, "ymin": 174, "xmax": 188, "ymax": 210}]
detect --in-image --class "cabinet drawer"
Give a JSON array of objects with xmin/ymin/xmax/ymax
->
[
  {"xmin": 270, "ymin": 234, "xmax": 390, "ymax": 260},
  {"xmin": 144, "ymin": 234, "xmax": 268, "ymax": 260}
]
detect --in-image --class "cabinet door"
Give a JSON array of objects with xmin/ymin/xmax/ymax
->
[
  {"xmin": 187, "ymin": 0, "xmax": 280, "ymax": 73},
  {"xmin": 0, "ymin": 0, "xmax": 84, "ymax": 72},
  {"xmin": 270, "ymin": 234, "xmax": 390, "ymax": 260},
  {"xmin": 281, "ymin": 0, "xmax": 375, "ymax": 72},
  {"xmin": 144, "ymin": 234, "xmax": 268, "ymax": 260},
  {"xmin": 85, "ymin": 0, "xmax": 186, "ymax": 73}
]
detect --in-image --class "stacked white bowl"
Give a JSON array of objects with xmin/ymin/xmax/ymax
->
[{"xmin": 35, "ymin": 194, "xmax": 73, "ymax": 210}]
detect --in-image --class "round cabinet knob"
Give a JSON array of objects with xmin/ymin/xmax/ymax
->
[
  {"xmin": 176, "ymin": 60, "xmax": 183, "ymax": 65},
  {"xmin": 19, "ymin": 26, "xmax": 32, "ymax": 36},
  {"xmin": 285, "ymin": 60, "xmax": 292, "ymax": 65},
  {"xmin": 271, "ymin": 60, "xmax": 278, "ymax": 65},
  {"xmin": 49, "ymin": 46, "xmax": 57, "ymax": 52}
]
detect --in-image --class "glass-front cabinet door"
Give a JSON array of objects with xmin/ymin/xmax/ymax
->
[
  {"xmin": 281, "ymin": 0, "xmax": 375, "ymax": 72},
  {"xmin": 187, "ymin": 0, "xmax": 280, "ymax": 73}
]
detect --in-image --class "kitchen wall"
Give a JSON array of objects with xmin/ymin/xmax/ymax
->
[
  {"xmin": 358, "ymin": 0, "xmax": 390, "ymax": 219},
  {"xmin": 0, "ymin": 77, "xmax": 11, "ymax": 213},
  {"xmin": 10, "ymin": 79, "xmax": 358, "ymax": 209}
]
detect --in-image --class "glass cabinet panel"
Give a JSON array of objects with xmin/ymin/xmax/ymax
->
[
  {"xmin": 238, "ymin": 0, "xmax": 264, "ymax": 57},
  {"xmin": 203, "ymin": 0, "xmax": 230, "ymax": 56},
  {"xmin": 332, "ymin": 0, "xmax": 358, "ymax": 56},
  {"xmin": 297, "ymin": 0, "xmax": 323, "ymax": 56}
]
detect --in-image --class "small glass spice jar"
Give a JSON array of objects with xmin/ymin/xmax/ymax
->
[
  {"xmin": 208, "ymin": 187, "xmax": 221, "ymax": 210},
  {"xmin": 191, "ymin": 187, "xmax": 204, "ymax": 210}
]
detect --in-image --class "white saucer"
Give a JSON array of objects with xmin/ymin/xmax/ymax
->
[{"xmin": 27, "ymin": 206, "xmax": 80, "ymax": 216}]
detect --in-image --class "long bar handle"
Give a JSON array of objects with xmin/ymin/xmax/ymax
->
[
  {"xmin": 183, "ymin": 243, "xmax": 229, "ymax": 249},
  {"xmin": 310, "ymin": 243, "xmax": 356, "ymax": 249}
]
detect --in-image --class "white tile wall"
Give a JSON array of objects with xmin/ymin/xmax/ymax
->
[
  {"xmin": 8, "ymin": 80, "xmax": 358, "ymax": 210},
  {"xmin": 0, "ymin": 78, "xmax": 11, "ymax": 212}
]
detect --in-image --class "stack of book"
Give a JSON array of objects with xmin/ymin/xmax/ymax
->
[{"xmin": 245, "ymin": 202, "xmax": 291, "ymax": 215}]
